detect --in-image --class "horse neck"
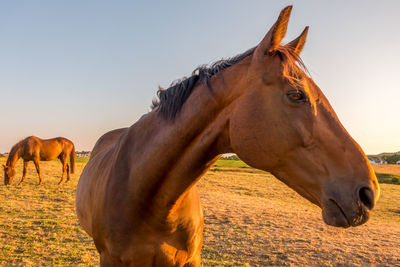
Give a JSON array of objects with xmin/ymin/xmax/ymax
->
[
  {"xmin": 120, "ymin": 65, "xmax": 246, "ymax": 216},
  {"xmin": 7, "ymin": 145, "xmax": 21, "ymax": 168}
]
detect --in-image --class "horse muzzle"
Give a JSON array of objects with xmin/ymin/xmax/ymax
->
[{"xmin": 321, "ymin": 185, "xmax": 376, "ymax": 228}]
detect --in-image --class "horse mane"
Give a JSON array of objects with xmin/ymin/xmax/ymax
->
[
  {"xmin": 151, "ymin": 47, "xmax": 256, "ymax": 120},
  {"xmin": 6, "ymin": 138, "xmax": 26, "ymax": 165},
  {"xmin": 152, "ymin": 45, "xmax": 308, "ymax": 121}
]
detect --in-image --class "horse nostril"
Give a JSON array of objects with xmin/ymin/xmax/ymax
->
[{"xmin": 359, "ymin": 186, "xmax": 374, "ymax": 210}]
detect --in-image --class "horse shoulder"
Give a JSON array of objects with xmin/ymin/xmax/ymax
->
[
  {"xmin": 76, "ymin": 128, "xmax": 127, "ymax": 237},
  {"xmin": 23, "ymin": 137, "xmax": 39, "ymax": 155},
  {"xmin": 91, "ymin": 128, "xmax": 128, "ymax": 158}
]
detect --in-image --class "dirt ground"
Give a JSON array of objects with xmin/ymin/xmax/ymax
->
[{"xmin": 198, "ymin": 171, "xmax": 400, "ymax": 266}]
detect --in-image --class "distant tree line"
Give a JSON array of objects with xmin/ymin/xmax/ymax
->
[{"xmin": 382, "ymin": 154, "xmax": 400, "ymax": 164}]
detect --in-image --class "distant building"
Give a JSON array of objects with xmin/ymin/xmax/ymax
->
[
  {"xmin": 396, "ymin": 160, "xmax": 400, "ymax": 165},
  {"xmin": 369, "ymin": 159, "xmax": 387, "ymax": 165},
  {"xmin": 220, "ymin": 153, "xmax": 240, "ymax": 160},
  {"xmin": 221, "ymin": 153, "xmax": 236, "ymax": 158},
  {"xmin": 76, "ymin": 151, "xmax": 91, "ymax": 158}
]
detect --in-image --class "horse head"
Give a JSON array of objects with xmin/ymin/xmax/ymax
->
[
  {"xmin": 3, "ymin": 164, "xmax": 15, "ymax": 185},
  {"xmin": 229, "ymin": 6, "xmax": 380, "ymax": 228}
]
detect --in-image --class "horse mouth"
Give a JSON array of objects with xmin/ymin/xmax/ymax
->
[
  {"xmin": 322, "ymin": 197, "xmax": 372, "ymax": 228},
  {"xmin": 322, "ymin": 199, "xmax": 351, "ymax": 228},
  {"xmin": 331, "ymin": 199, "xmax": 351, "ymax": 227}
]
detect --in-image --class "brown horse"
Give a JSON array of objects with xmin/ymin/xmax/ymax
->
[
  {"xmin": 3, "ymin": 136, "xmax": 75, "ymax": 185},
  {"xmin": 76, "ymin": 6, "xmax": 380, "ymax": 266}
]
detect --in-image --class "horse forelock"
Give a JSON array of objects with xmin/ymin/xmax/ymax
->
[{"xmin": 274, "ymin": 45, "xmax": 309, "ymax": 88}]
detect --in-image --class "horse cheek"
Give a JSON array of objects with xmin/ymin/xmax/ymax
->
[{"xmin": 229, "ymin": 93, "xmax": 281, "ymax": 171}]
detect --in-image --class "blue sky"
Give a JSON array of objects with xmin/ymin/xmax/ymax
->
[{"xmin": 1, "ymin": 1, "xmax": 399, "ymax": 154}]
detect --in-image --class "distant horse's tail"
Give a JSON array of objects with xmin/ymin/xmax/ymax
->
[{"xmin": 70, "ymin": 147, "xmax": 76, "ymax": 174}]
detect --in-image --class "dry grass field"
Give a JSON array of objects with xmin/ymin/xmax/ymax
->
[
  {"xmin": 373, "ymin": 164, "xmax": 400, "ymax": 176},
  {"xmin": 0, "ymin": 158, "xmax": 399, "ymax": 266}
]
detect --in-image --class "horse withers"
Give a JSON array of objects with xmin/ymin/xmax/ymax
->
[
  {"xmin": 76, "ymin": 6, "xmax": 380, "ymax": 266},
  {"xmin": 3, "ymin": 136, "xmax": 75, "ymax": 185}
]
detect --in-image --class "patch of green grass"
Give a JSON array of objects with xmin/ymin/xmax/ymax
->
[
  {"xmin": 210, "ymin": 167, "xmax": 265, "ymax": 174},
  {"xmin": 213, "ymin": 159, "xmax": 250, "ymax": 168},
  {"xmin": 51, "ymin": 157, "xmax": 89, "ymax": 164},
  {"xmin": 74, "ymin": 157, "xmax": 89, "ymax": 163},
  {"xmin": 376, "ymin": 173, "xmax": 400, "ymax": 185}
]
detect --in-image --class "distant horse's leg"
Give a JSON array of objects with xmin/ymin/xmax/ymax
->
[
  {"xmin": 58, "ymin": 155, "xmax": 67, "ymax": 184},
  {"xmin": 18, "ymin": 160, "xmax": 29, "ymax": 185},
  {"xmin": 66, "ymin": 164, "xmax": 71, "ymax": 183},
  {"xmin": 33, "ymin": 159, "xmax": 43, "ymax": 185}
]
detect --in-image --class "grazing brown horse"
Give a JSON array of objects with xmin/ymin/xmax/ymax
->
[
  {"xmin": 3, "ymin": 136, "xmax": 75, "ymax": 185},
  {"xmin": 76, "ymin": 6, "xmax": 380, "ymax": 266}
]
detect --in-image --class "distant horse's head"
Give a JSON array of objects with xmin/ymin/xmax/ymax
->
[
  {"xmin": 229, "ymin": 6, "xmax": 379, "ymax": 228},
  {"xmin": 3, "ymin": 164, "xmax": 15, "ymax": 185}
]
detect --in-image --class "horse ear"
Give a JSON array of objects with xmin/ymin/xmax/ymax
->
[
  {"xmin": 286, "ymin": 26, "xmax": 309, "ymax": 56},
  {"xmin": 253, "ymin": 5, "xmax": 292, "ymax": 61}
]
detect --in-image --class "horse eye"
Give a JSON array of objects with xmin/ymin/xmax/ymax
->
[{"xmin": 287, "ymin": 90, "xmax": 307, "ymax": 103}]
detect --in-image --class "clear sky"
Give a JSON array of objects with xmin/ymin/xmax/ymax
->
[{"xmin": 1, "ymin": 1, "xmax": 399, "ymax": 154}]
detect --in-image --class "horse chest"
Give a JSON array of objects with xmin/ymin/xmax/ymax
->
[
  {"xmin": 96, "ymin": 197, "xmax": 203, "ymax": 266},
  {"xmin": 102, "ymin": 228, "xmax": 200, "ymax": 266}
]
